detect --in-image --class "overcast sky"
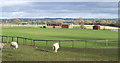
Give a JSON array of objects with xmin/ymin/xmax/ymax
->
[{"xmin": 0, "ymin": 0, "xmax": 119, "ymax": 18}]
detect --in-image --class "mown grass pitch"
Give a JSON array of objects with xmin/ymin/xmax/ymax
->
[{"xmin": 2, "ymin": 45, "xmax": 118, "ymax": 61}]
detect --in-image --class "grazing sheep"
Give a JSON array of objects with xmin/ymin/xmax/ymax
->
[
  {"xmin": 52, "ymin": 43, "xmax": 60, "ymax": 53},
  {"xmin": 10, "ymin": 42, "xmax": 18, "ymax": 49},
  {"xmin": 0, "ymin": 43, "xmax": 5, "ymax": 50}
]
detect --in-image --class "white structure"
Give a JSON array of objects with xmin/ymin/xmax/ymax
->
[
  {"xmin": 55, "ymin": 26, "xmax": 61, "ymax": 28},
  {"xmin": 46, "ymin": 26, "xmax": 53, "ymax": 28},
  {"xmin": 52, "ymin": 43, "xmax": 60, "ymax": 53},
  {"xmin": 10, "ymin": 42, "xmax": 18, "ymax": 49}
]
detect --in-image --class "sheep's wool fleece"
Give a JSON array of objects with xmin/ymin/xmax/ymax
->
[
  {"xmin": 0, "ymin": 43, "xmax": 5, "ymax": 48},
  {"xmin": 11, "ymin": 42, "xmax": 18, "ymax": 48},
  {"xmin": 53, "ymin": 43, "xmax": 60, "ymax": 49}
]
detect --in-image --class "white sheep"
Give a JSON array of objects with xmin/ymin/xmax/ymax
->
[
  {"xmin": 52, "ymin": 43, "xmax": 60, "ymax": 53},
  {"xmin": 10, "ymin": 42, "xmax": 18, "ymax": 49},
  {"xmin": 0, "ymin": 43, "xmax": 5, "ymax": 50}
]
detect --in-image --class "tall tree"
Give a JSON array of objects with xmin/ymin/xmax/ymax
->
[
  {"xmin": 13, "ymin": 19, "xmax": 21, "ymax": 25},
  {"xmin": 78, "ymin": 17, "xmax": 85, "ymax": 29}
]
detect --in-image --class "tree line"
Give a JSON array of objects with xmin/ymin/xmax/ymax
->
[{"xmin": 1, "ymin": 18, "xmax": 119, "ymax": 27}]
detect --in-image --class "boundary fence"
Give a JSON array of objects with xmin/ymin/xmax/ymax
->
[{"xmin": 0, "ymin": 35, "xmax": 118, "ymax": 48}]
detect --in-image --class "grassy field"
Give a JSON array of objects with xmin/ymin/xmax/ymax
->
[
  {"xmin": 2, "ymin": 27, "xmax": 118, "ymax": 40},
  {"xmin": 2, "ymin": 45, "xmax": 118, "ymax": 61},
  {"xmin": 1, "ymin": 26, "xmax": 118, "ymax": 61},
  {"xmin": 1, "ymin": 27, "xmax": 118, "ymax": 48}
]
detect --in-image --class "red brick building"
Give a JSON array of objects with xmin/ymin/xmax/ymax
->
[
  {"xmin": 93, "ymin": 25, "xmax": 100, "ymax": 30},
  {"xmin": 47, "ymin": 23, "xmax": 69, "ymax": 28}
]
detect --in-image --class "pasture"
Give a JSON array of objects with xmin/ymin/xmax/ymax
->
[
  {"xmin": 1, "ymin": 26, "xmax": 118, "ymax": 48},
  {"xmin": 2, "ymin": 45, "xmax": 118, "ymax": 61},
  {"xmin": 2, "ymin": 27, "xmax": 118, "ymax": 40},
  {"xmin": 1, "ymin": 26, "xmax": 118, "ymax": 61}
]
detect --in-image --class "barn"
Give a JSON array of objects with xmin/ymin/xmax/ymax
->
[
  {"xmin": 47, "ymin": 23, "xmax": 70, "ymax": 28},
  {"xmin": 47, "ymin": 23, "xmax": 62, "ymax": 28},
  {"xmin": 93, "ymin": 25, "xmax": 100, "ymax": 30}
]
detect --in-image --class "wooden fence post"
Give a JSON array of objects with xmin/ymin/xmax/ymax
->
[
  {"xmin": 33, "ymin": 40, "xmax": 35, "ymax": 46},
  {"xmin": 25, "ymin": 38, "xmax": 26, "ymax": 45},
  {"xmin": 12, "ymin": 37, "xmax": 13, "ymax": 42},
  {"xmin": 23, "ymin": 38, "xmax": 24, "ymax": 45},
  {"xmin": 59, "ymin": 40, "xmax": 61, "ymax": 47},
  {"xmin": 17, "ymin": 37, "xmax": 18, "ymax": 44},
  {"xmin": 2, "ymin": 36, "xmax": 3, "ymax": 43},
  {"xmin": 0, "ymin": 35, "xmax": 1, "ymax": 42},
  {"xmin": 85, "ymin": 40, "xmax": 87, "ymax": 48},
  {"xmin": 46, "ymin": 40, "xmax": 48, "ymax": 46},
  {"xmin": 7, "ymin": 36, "xmax": 8, "ymax": 43},
  {"xmin": 31, "ymin": 40, "xmax": 32, "ymax": 46},
  {"xmin": 116, "ymin": 40, "xmax": 118, "ymax": 47},
  {"xmin": 72, "ymin": 40, "xmax": 74, "ymax": 48},
  {"xmin": 95, "ymin": 40, "xmax": 97, "ymax": 48},
  {"xmin": 106, "ymin": 40, "xmax": 108, "ymax": 47}
]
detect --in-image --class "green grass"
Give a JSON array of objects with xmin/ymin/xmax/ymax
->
[
  {"xmin": 2, "ymin": 27, "xmax": 118, "ymax": 40},
  {"xmin": 2, "ymin": 45, "xmax": 118, "ymax": 61},
  {"xmin": 1, "ymin": 27, "xmax": 118, "ymax": 48},
  {"xmin": 1, "ymin": 27, "xmax": 118, "ymax": 61}
]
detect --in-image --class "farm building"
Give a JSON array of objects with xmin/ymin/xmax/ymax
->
[
  {"xmin": 93, "ymin": 25, "xmax": 100, "ymax": 30},
  {"xmin": 47, "ymin": 23, "xmax": 71, "ymax": 28},
  {"xmin": 47, "ymin": 23, "xmax": 62, "ymax": 28}
]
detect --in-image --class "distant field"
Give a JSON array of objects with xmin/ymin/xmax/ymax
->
[{"xmin": 2, "ymin": 45, "xmax": 118, "ymax": 61}]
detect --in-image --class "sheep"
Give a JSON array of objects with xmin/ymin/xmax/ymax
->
[
  {"xmin": 52, "ymin": 43, "xmax": 60, "ymax": 53},
  {"xmin": 0, "ymin": 43, "xmax": 6, "ymax": 50},
  {"xmin": 10, "ymin": 42, "xmax": 18, "ymax": 49}
]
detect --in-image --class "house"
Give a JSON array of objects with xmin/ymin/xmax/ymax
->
[
  {"xmin": 46, "ymin": 23, "xmax": 70, "ymax": 28},
  {"xmin": 93, "ymin": 25, "xmax": 100, "ymax": 30}
]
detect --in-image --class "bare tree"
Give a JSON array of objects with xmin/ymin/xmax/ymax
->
[{"xmin": 78, "ymin": 17, "xmax": 85, "ymax": 29}]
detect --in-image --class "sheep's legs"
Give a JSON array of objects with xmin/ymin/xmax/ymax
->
[
  {"xmin": 10, "ymin": 45, "xmax": 16, "ymax": 50},
  {"xmin": 53, "ymin": 46, "xmax": 57, "ymax": 52},
  {"xmin": 55, "ymin": 49, "xmax": 57, "ymax": 53}
]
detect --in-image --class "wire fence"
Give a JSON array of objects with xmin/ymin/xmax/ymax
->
[{"xmin": 0, "ymin": 35, "xmax": 118, "ymax": 48}]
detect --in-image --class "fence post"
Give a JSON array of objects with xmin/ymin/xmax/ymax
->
[
  {"xmin": 23, "ymin": 38, "xmax": 24, "ymax": 45},
  {"xmin": 12, "ymin": 37, "xmax": 13, "ymax": 42},
  {"xmin": 95, "ymin": 40, "xmax": 97, "ymax": 48},
  {"xmin": 33, "ymin": 40, "xmax": 35, "ymax": 46},
  {"xmin": 0, "ymin": 35, "xmax": 1, "ymax": 42},
  {"xmin": 106, "ymin": 40, "xmax": 108, "ymax": 47},
  {"xmin": 25, "ymin": 38, "xmax": 26, "ymax": 45},
  {"xmin": 72, "ymin": 40, "xmax": 74, "ymax": 48},
  {"xmin": 17, "ymin": 37, "xmax": 18, "ymax": 44},
  {"xmin": 7, "ymin": 36, "xmax": 8, "ymax": 43},
  {"xmin": 116, "ymin": 40, "xmax": 118, "ymax": 47},
  {"xmin": 85, "ymin": 40, "xmax": 87, "ymax": 48},
  {"xmin": 46, "ymin": 40, "xmax": 48, "ymax": 46},
  {"xmin": 2, "ymin": 36, "xmax": 3, "ymax": 43},
  {"xmin": 59, "ymin": 40, "xmax": 61, "ymax": 47},
  {"xmin": 31, "ymin": 40, "xmax": 32, "ymax": 46}
]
